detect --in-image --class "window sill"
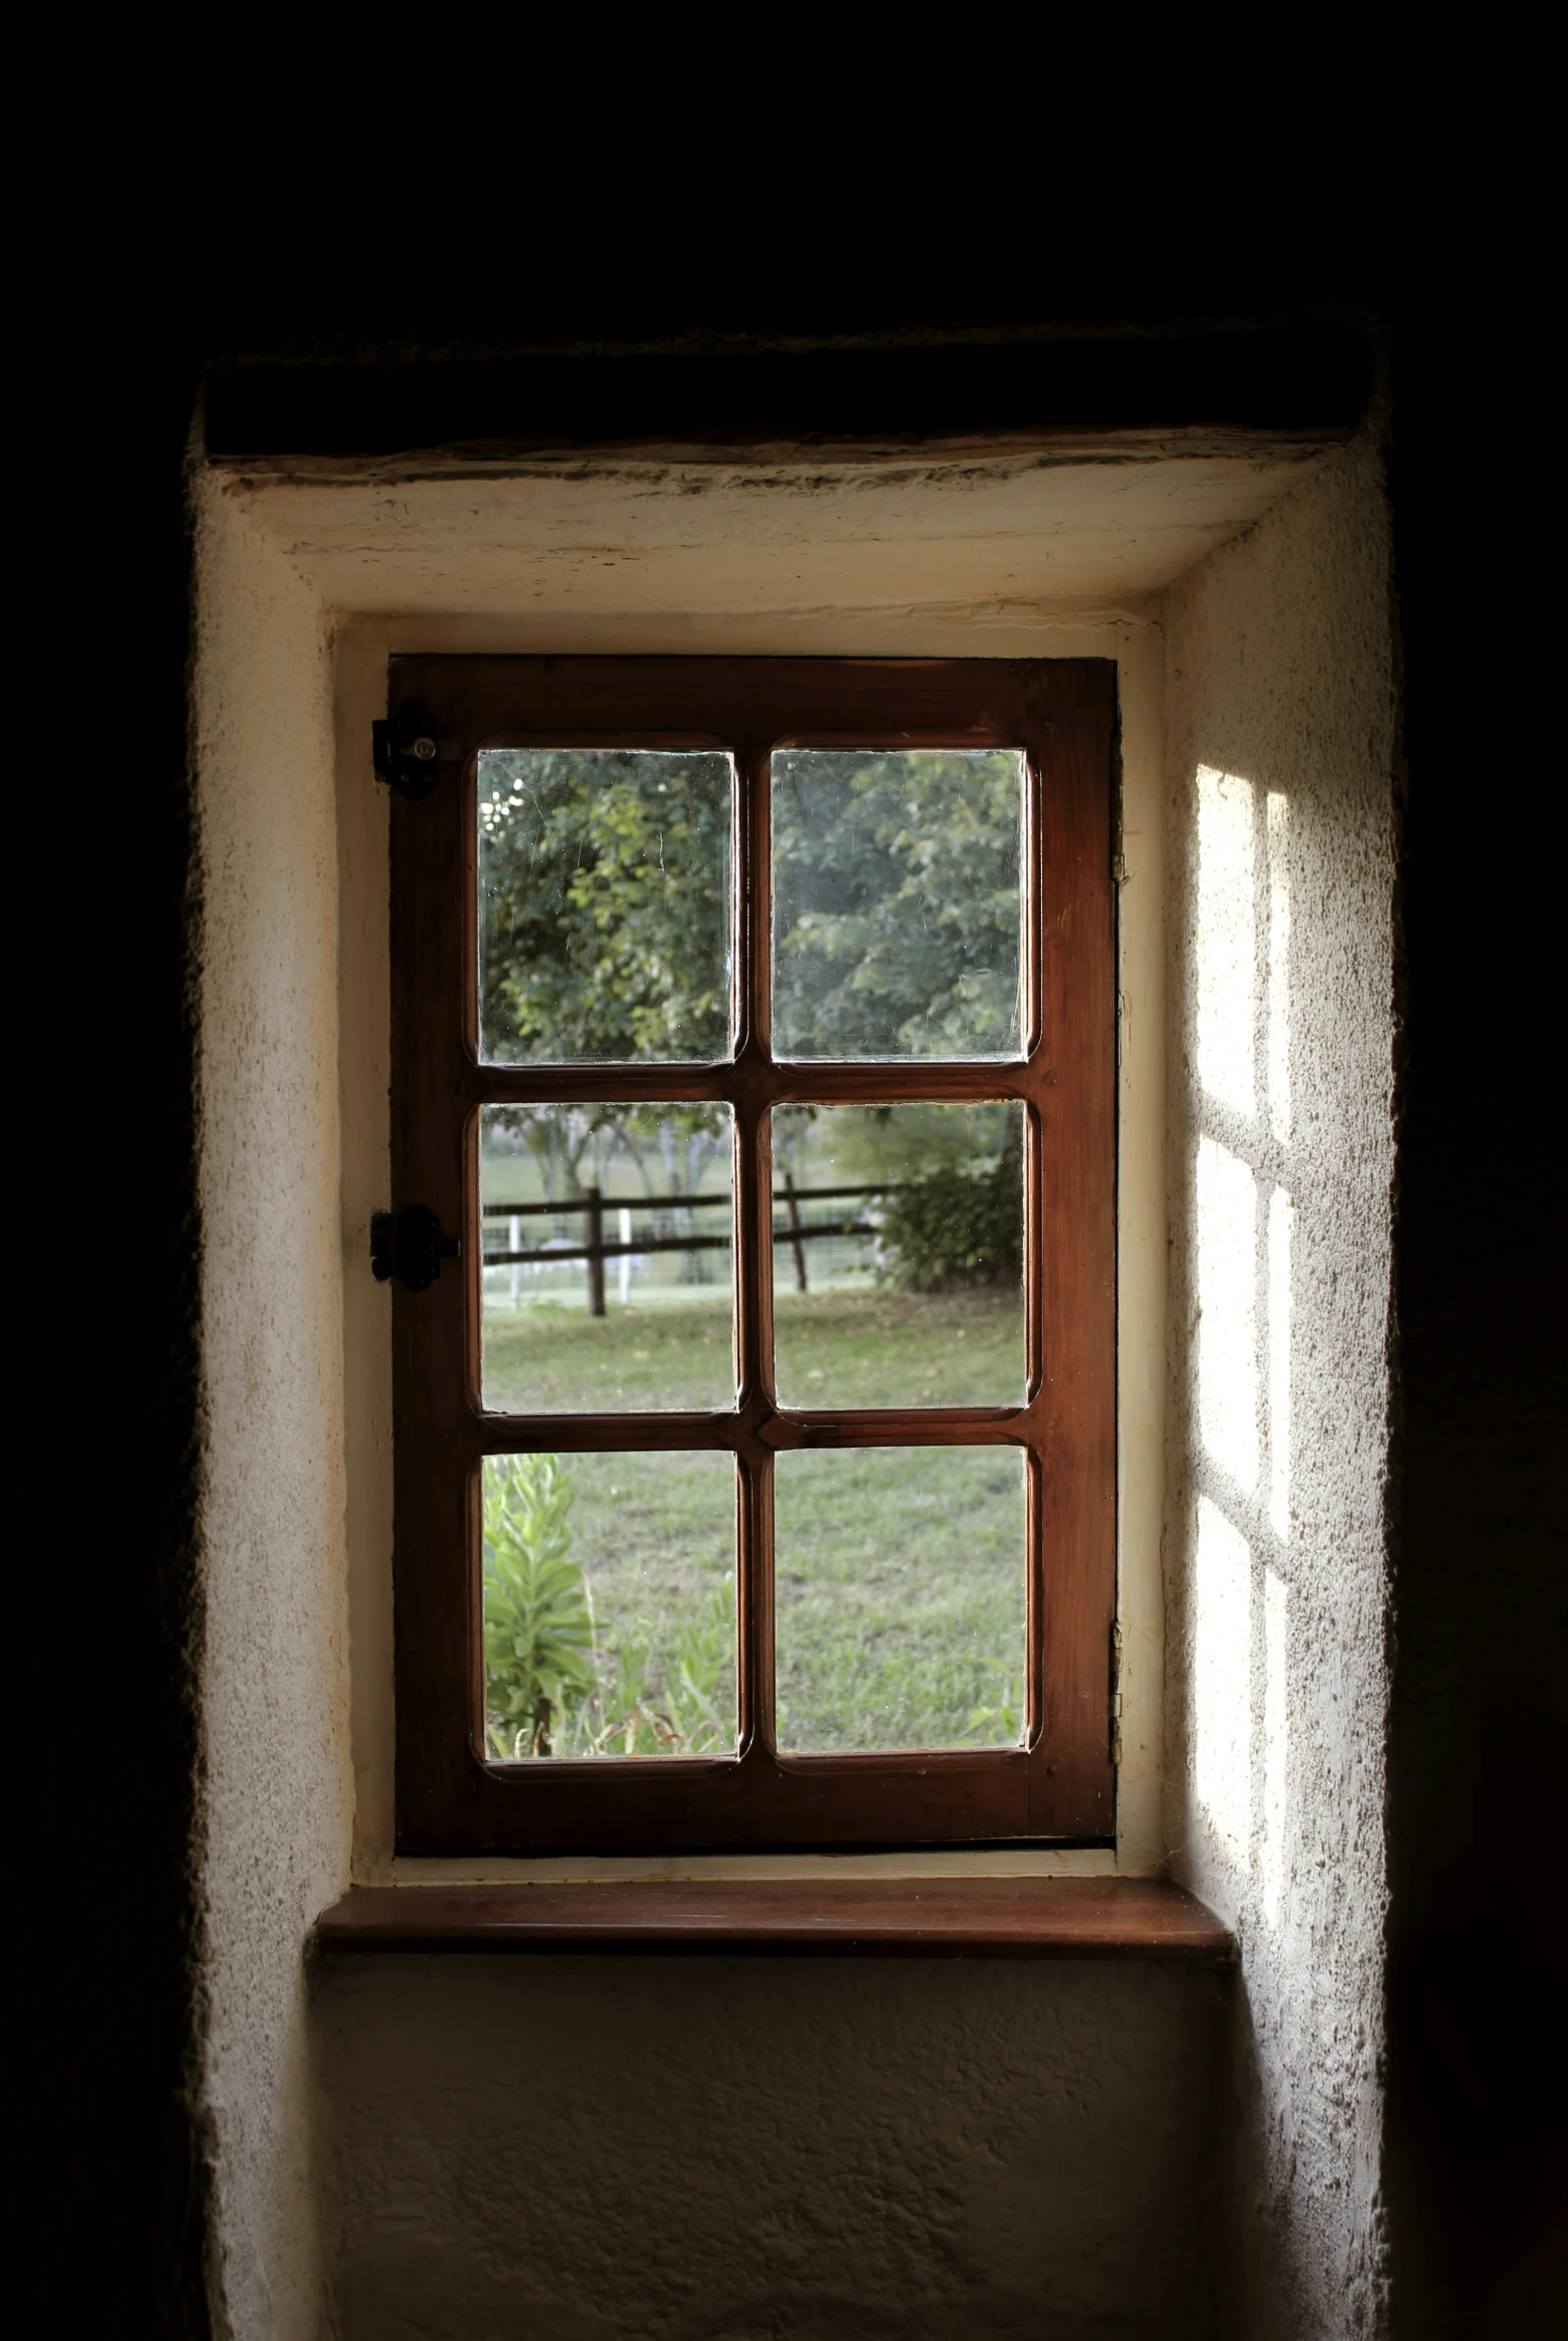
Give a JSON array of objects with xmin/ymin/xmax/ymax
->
[{"xmin": 312, "ymin": 1877, "xmax": 1231, "ymax": 1961}]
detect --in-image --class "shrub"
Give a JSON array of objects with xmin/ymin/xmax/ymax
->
[{"xmin": 878, "ymin": 1162, "xmax": 1022, "ymax": 1294}]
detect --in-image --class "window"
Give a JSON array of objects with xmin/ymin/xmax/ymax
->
[{"xmin": 386, "ymin": 657, "xmax": 1116, "ymax": 1852}]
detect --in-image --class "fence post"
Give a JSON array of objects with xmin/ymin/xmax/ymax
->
[
  {"xmin": 585, "ymin": 1185, "xmax": 606, "ymax": 1317},
  {"xmin": 784, "ymin": 1171, "xmax": 808, "ymax": 1294}
]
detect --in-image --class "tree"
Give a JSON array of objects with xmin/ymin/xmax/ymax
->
[
  {"xmin": 480, "ymin": 749, "xmax": 732, "ymax": 1064},
  {"xmin": 480, "ymin": 750, "xmax": 734, "ymax": 1203},
  {"xmin": 772, "ymin": 750, "xmax": 1023, "ymax": 1059},
  {"xmin": 477, "ymin": 746, "xmax": 1023, "ymax": 1211},
  {"xmin": 480, "ymin": 744, "xmax": 1022, "ymax": 1071}
]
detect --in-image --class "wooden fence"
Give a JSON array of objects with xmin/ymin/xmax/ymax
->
[{"xmin": 481, "ymin": 1177, "xmax": 896, "ymax": 1313}]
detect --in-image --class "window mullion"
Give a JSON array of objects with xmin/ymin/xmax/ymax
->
[{"xmin": 733, "ymin": 739, "xmax": 775, "ymax": 1758}]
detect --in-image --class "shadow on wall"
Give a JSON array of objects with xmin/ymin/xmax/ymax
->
[{"xmin": 314, "ymin": 1956, "xmax": 1226, "ymax": 2341}]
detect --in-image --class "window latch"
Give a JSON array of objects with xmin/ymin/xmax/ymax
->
[
  {"xmin": 371, "ymin": 702, "xmax": 462, "ymax": 801},
  {"xmin": 370, "ymin": 1205, "xmax": 460, "ymax": 1291}
]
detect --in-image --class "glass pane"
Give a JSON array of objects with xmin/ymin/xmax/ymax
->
[
  {"xmin": 772, "ymin": 1103, "xmax": 1024, "ymax": 1409},
  {"xmin": 481, "ymin": 1104, "xmax": 735, "ymax": 1413},
  {"xmin": 479, "ymin": 750, "xmax": 734, "ymax": 1063},
  {"xmin": 483, "ymin": 1451, "xmax": 736, "ymax": 1760},
  {"xmin": 772, "ymin": 749, "xmax": 1024, "ymax": 1060},
  {"xmin": 774, "ymin": 1448, "xmax": 1025, "ymax": 1752}
]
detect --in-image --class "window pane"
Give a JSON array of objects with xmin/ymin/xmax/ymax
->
[
  {"xmin": 479, "ymin": 750, "xmax": 734, "ymax": 1063},
  {"xmin": 772, "ymin": 750, "xmax": 1024, "ymax": 1060},
  {"xmin": 774, "ymin": 1448, "xmax": 1025, "ymax": 1752},
  {"xmin": 481, "ymin": 1105, "xmax": 735, "ymax": 1413},
  {"xmin": 772, "ymin": 1103, "xmax": 1024, "ymax": 1409},
  {"xmin": 483, "ymin": 1451, "xmax": 737, "ymax": 1761}
]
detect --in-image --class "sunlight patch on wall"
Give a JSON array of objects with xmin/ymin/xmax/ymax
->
[
  {"xmin": 1197, "ymin": 764, "xmax": 1256, "ymax": 1115},
  {"xmin": 1266, "ymin": 791, "xmax": 1292, "ymax": 1141},
  {"xmin": 1191, "ymin": 764, "xmax": 1301, "ymax": 1920},
  {"xmin": 1197, "ymin": 1136, "xmax": 1259, "ymax": 1491},
  {"xmin": 1268, "ymin": 1187, "xmax": 1294, "ymax": 1540}
]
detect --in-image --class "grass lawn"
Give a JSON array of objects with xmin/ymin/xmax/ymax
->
[
  {"xmin": 483, "ymin": 1292, "xmax": 734, "ymax": 1413},
  {"xmin": 481, "ymin": 1287, "xmax": 1023, "ymax": 1413},
  {"xmin": 483, "ymin": 1291, "xmax": 1027, "ymax": 1758},
  {"xmin": 774, "ymin": 1289, "xmax": 1023, "ymax": 1410},
  {"xmin": 774, "ymin": 1446, "xmax": 1024, "ymax": 1752}
]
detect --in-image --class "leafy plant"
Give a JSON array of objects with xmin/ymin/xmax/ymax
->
[
  {"xmin": 484, "ymin": 1452, "xmax": 738, "ymax": 1761},
  {"xmin": 578, "ymin": 1580, "xmax": 736, "ymax": 1758},
  {"xmin": 483, "ymin": 1455, "xmax": 597, "ymax": 1758},
  {"xmin": 661, "ymin": 1580, "xmax": 736, "ymax": 1752}
]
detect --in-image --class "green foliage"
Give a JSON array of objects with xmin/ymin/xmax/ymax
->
[
  {"xmin": 582, "ymin": 1580, "xmax": 736, "ymax": 1757},
  {"xmin": 478, "ymin": 746, "xmax": 1022, "ymax": 1071},
  {"xmin": 773, "ymin": 751, "xmax": 1022, "ymax": 1057},
  {"xmin": 483, "ymin": 1451, "xmax": 737, "ymax": 1761},
  {"xmin": 878, "ymin": 1161, "xmax": 1023, "ymax": 1293},
  {"xmin": 482, "ymin": 1455, "xmax": 597, "ymax": 1759},
  {"xmin": 482, "ymin": 1314, "xmax": 1022, "ymax": 1759},
  {"xmin": 480, "ymin": 751, "xmax": 731, "ymax": 1064}
]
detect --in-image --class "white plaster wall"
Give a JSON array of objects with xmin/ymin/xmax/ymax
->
[
  {"xmin": 195, "ymin": 442, "xmax": 1353, "ymax": 2337},
  {"xmin": 315, "ymin": 1954, "xmax": 1222, "ymax": 2341},
  {"xmin": 195, "ymin": 485, "xmax": 356, "ymax": 2335},
  {"xmin": 331, "ymin": 618, "xmax": 395, "ymax": 1879},
  {"xmin": 235, "ymin": 443, "xmax": 1323, "ymax": 619},
  {"xmin": 1163, "ymin": 435, "xmax": 1396, "ymax": 2338}
]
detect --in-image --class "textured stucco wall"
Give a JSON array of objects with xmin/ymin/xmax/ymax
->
[
  {"xmin": 1163, "ymin": 435, "xmax": 1396, "ymax": 2338},
  {"xmin": 316, "ymin": 1954, "xmax": 1221, "ymax": 2341},
  {"xmin": 192, "ymin": 444, "xmax": 1357, "ymax": 2338},
  {"xmin": 195, "ymin": 484, "xmax": 355, "ymax": 2334}
]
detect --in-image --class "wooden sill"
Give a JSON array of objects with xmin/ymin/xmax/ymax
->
[{"xmin": 312, "ymin": 1877, "xmax": 1232, "ymax": 1961}]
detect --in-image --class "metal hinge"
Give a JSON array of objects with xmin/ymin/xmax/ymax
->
[
  {"xmin": 371, "ymin": 702, "xmax": 462, "ymax": 801},
  {"xmin": 370, "ymin": 1205, "xmax": 460, "ymax": 1291}
]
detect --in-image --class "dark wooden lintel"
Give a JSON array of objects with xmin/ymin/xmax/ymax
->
[{"xmin": 205, "ymin": 325, "xmax": 1373, "ymax": 468}]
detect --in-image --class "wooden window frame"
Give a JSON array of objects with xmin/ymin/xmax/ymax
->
[{"xmin": 389, "ymin": 655, "xmax": 1117, "ymax": 1855}]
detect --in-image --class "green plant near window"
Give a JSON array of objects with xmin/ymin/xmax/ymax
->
[
  {"xmin": 483, "ymin": 1454, "xmax": 597, "ymax": 1758},
  {"xmin": 660, "ymin": 1579, "xmax": 736, "ymax": 1753},
  {"xmin": 484, "ymin": 1454, "xmax": 737, "ymax": 1760},
  {"xmin": 580, "ymin": 1580, "xmax": 736, "ymax": 1758}
]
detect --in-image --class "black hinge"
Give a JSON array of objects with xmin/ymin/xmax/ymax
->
[
  {"xmin": 370, "ymin": 1205, "xmax": 460, "ymax": 1291},
  {"xmin": 371, "ymin": 702, "xmax": 462, "ymax": 801}
]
